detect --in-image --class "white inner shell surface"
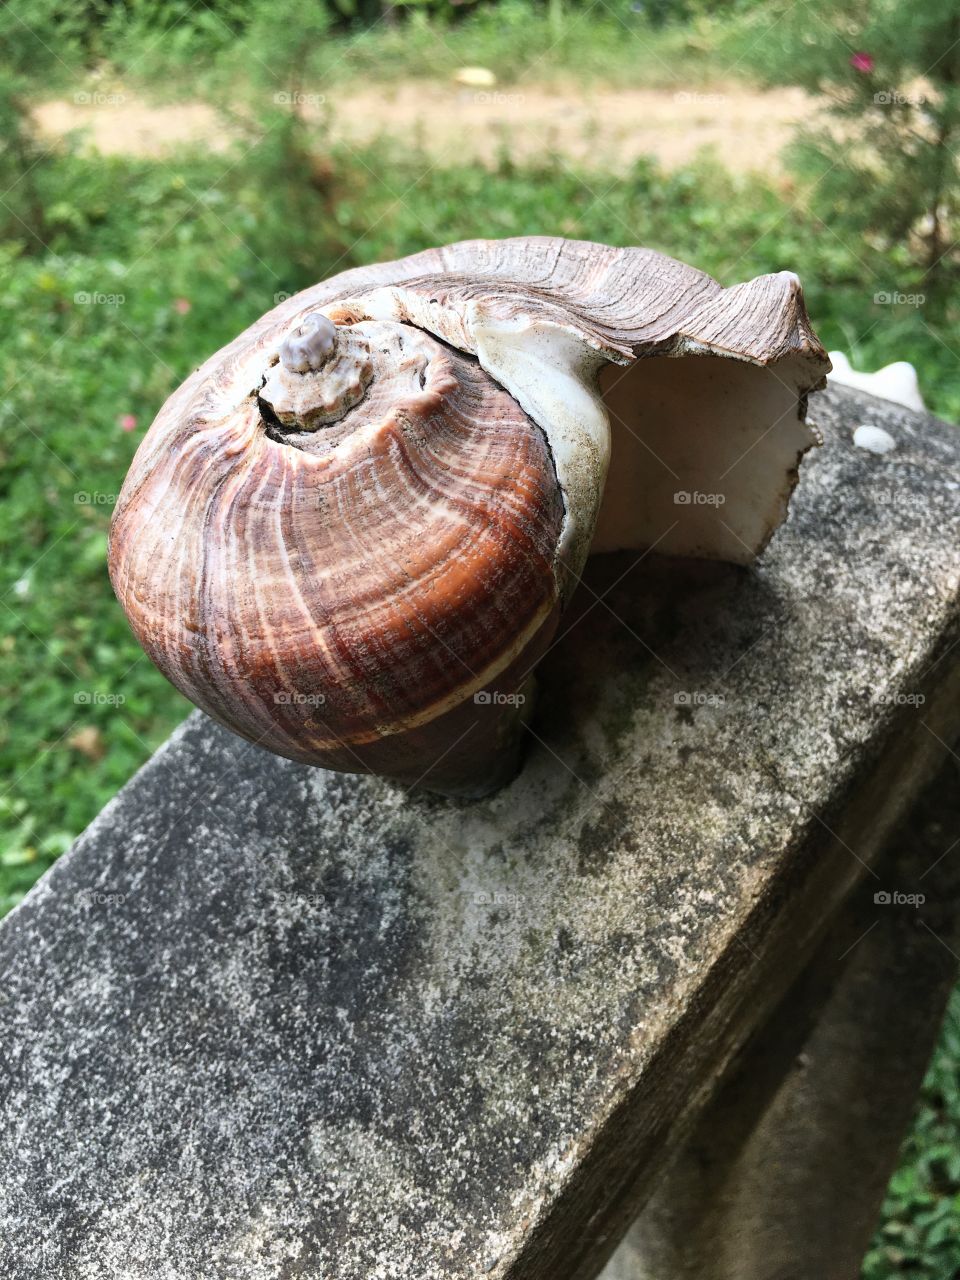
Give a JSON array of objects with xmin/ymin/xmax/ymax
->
[
  {"xmin": 594, "ymin": 352, "xmax": 816, "ymax": 563},
  {"xmin": 322, "ymin": 287, "xmax": 819, "ymax": 593}
]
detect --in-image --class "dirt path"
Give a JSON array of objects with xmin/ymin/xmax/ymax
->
[{"xmin": 34, "ymin": 82, "xmax": 811, "ymax": 174}]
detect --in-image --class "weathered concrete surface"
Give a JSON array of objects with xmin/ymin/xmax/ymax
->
[
  {"xmin": 600, "ymin": 750, "xmax": 960, "ymax": 1280},
  {"xmin": 0, "ymin": 385, "xmax": 958, "ymax": 1280}
]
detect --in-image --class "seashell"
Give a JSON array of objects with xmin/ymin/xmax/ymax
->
[
  {"xmin": 109, "ymin": 237, "xmax": 831, "ymax": 797},
  {"xmin": 827, "ymin": 349, "xmax": 925, "ymax": 413}
]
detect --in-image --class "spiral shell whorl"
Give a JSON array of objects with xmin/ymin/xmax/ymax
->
[
  {"xmin": 109, "ymin": 317, "xmax": 565, "ymax": 787},
  {"xmin": 261, "ymin": 313, "xmax": 374, "ymax": 431}
]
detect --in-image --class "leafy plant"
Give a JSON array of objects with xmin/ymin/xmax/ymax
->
[
  {"xmin": 864, "ymin": 990, "xmax": 960, "ymax": 1277},
  {"xmin": 733, "ymin": 0, "xmax": 960, "ymax": 291}
]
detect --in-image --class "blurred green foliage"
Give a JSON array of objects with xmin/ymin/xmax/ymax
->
[
  {"xmin": 864, "ymin": 989, "xmax": 960, "ymax": 1277},
  {"xmin": 731, "ymin": 0, "xmax": 960, "ymax": 289},
  {"xmin": 76, "ymin": 0, "xmax": 752, "ymax": 49},
  {"xmin": 33, "ymin": 0, "xmax": 752, "ymax": 91},
  {"xmin": 0, "ymin": 0, "xmax": 85, "ymax": 244}
]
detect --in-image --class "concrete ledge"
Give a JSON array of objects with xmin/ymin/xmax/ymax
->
[{"xmin": 1, "ymin": 385, "xmax": 958, "ymax": 1279}]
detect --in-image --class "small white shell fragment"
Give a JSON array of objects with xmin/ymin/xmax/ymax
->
[
  {"xmin": 453, "ymin": 66, "xmax": 497, "ymax": 88},
  {"xmin": 828, "ymin": 351, "xmax": 925, "ymax": 413},
  {"xmin": 853, "ymin": 423, "xmax": 897, "ymax": 455}
]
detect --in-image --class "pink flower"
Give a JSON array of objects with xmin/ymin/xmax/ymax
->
[
  {"xmin": 850, "ymin": 52, "xmax": 874, "ymax": 73},
  {"xmin": 173, "ymin": 298, "xmax": 192, "ymax": 315},
  {"xmin": 119, "ymin": 414, "xmax": 138, "ymax": 432}
]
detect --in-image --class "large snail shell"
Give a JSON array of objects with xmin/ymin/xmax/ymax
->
[{"xmin": 109, "ymin": 237, "xmax": 830, "ymax": 796}]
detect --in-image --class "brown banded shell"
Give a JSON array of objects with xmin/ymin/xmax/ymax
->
[
  {"xmin": 109, "ymin": 237, "xmax": 831, "ymax": 796},
  {"xmin": 110, "ymin": 319, "xmax": 564, "ymax": 794}
]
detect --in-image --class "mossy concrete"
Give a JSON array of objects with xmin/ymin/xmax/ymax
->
[{"xmin": 0, "ymin": 385, "xmax": 958, "ymax": 1279}]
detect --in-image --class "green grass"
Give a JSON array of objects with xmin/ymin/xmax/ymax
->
[
  {"xmin": 865, "ymin": 990, "xmax": 960, "ymax": 1278},
  {"xmin": 93, "ymin": 2, "xmax": 745, "ymax": 95},
  {"xmin": 0, "ymin": 104, "xmax": 958, "ymax": 1276},
  {"xmin": 236, "ymin": 7, "xmax": 730, "ymax": 91}
]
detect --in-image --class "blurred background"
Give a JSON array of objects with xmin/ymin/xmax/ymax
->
[{"xmin": 1, "ymin": 1, "xmax": 958, "ymax": 1271}]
